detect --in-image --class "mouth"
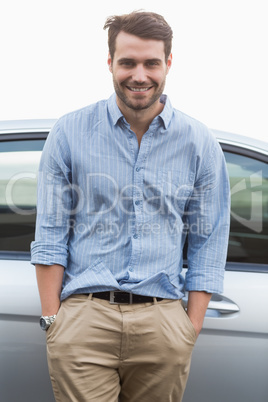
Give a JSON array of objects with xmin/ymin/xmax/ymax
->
[{"xmin": 126, "ymin": 86, "xmax": 153, "ymax": 93}]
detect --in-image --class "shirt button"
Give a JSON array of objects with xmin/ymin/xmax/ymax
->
[
  {"xmin": 136, "ymin": 167, "xmax": 141, "ymax": 172},
  {"xmin": 129, "ymin": 267, "xmax": 134, "ymax": 272},
  {"xmin": 135, "ymin": 200, "xmax": 140, "ymax": 205},
  {"xmin": 133, "ymin": 234, "xmax": 138, "ymax": 239}
]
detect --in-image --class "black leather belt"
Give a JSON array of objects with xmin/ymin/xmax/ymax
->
[{"xmin": 92, "ymin": 291, "xmax": 163, "ymax": 304}]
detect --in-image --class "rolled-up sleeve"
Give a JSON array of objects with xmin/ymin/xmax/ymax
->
[
  {"xmin": 31, "ymin": 120, "xmax": 72, "ymax": 267},
  {"xmin": 185, "ymin": 140, "xmax": 230, "ymax": 294}
]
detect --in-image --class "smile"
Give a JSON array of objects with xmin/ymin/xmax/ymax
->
[{"xmin": 127, "ymin": 87, "xmax": 152, "ymax": 92}]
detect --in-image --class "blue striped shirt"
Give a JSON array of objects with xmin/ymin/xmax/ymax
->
[{"xmin": 31, "ymin": 94, "xmax": 230, "ymax": 301}]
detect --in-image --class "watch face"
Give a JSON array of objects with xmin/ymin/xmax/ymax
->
[{"xmin": 40, "ymin": 317, "xmax": 47, "ymax": 330}]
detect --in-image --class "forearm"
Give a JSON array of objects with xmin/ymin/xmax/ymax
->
[
  {"xmin": 35, "ymin": 264, "xmax": 64, "ymax": 316},
  {"xmin": 187, "ymin": 291, "xmax": 212, "ymax": 337}
]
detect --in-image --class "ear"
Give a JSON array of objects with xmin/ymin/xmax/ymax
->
[
  {"xmin": 107, "ymin": 52, "xmax": 113, "ymax": 73},
  {"xmin": 166, "ymin": 53, "xmax": 172, "ymax": 74}
]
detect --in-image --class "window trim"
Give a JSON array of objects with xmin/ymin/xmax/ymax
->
[
  {"xmin": 0, "ymin": 251, "xmax": 31, "ymax": 261},
  {"xmin": 220, "ymin": 142, "xmax": 268, "ymax": 163},
  {"xmin": 0, "ymin": 132, "xmax": 48, "ymax": 142},
  {"xmin": 225, "ymin": 262, "xmax": 268, "ymax": 273}
]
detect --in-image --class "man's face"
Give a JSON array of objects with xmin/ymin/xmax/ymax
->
[{"xmin": 108, "ymin": 31, "xmax": 172, "ymax": 113}]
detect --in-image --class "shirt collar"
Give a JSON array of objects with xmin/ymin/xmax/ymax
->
[
  {"xmin": 107, "ymin": 93, "xmax": 124, "ymax": 126},
  {"xmin": 158, "ymin": 95, "xmax": 173, "ymax": 130},
  {"xmin": 107, "ymin": 93, "xmax": 173, "ymax": 130}
]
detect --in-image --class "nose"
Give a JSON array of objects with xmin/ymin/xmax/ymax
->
[{"xmin": 132, "ymin": 64, "xmax": 147, "ymax": 83}]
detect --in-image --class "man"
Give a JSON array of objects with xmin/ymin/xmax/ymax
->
[{"xmin": 31, "ymin": 11, "xmax": 230, "ymax": 402}]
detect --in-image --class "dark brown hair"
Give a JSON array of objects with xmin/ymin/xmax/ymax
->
[{"xmin": 103, "ymin": 11, "xmax": 173, "ymax": 62}]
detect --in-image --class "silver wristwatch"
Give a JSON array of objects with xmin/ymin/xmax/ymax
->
[{"xmin": 40, "ymin": 315, "xmax": 57, "ymax": 331}]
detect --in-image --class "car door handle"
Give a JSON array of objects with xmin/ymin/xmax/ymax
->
[
  {"xmin": 182, "ymin": 294, "xmax": 240, "ymax": 315},
  {"xmin": 207, "ymin": 299, "xmax": 240, "ymax": 314}
]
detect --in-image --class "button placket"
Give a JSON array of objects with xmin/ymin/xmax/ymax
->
[
  {"xmin": 133, "ymin": 164, "xmax": 143, "ymax": 228},
  {"xmin": 133, "ymin": 130, "xmax": 155, "ymax": 236},
  {"xmin": 127, "ymin": 129, "xmax": 154, "ymax": 272}
]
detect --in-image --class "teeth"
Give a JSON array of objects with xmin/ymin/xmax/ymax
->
[{"xmin": 129, "ymin": 87, "xmax": 150, "ymax": 92}]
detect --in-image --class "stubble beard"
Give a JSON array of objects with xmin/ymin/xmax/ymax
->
[{"xmin": 113, "ymin": 77, "xmax": 166, "ymax": 111}]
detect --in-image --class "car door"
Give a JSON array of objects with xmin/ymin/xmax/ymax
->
[
  {"xmin": 183, "ymin": 141, "xmax": 268, "ymax": 402},
  {"xmin": 0, "ymin": 132, "xmax": 55, "ymax": 402}
]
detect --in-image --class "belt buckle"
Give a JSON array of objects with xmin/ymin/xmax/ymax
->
[{"xmin": 109, "ymin": 291, "xmax": 133, "ymax": 305}]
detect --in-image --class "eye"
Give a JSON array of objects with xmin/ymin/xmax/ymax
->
[
  {"xmin": 146, "ymin": 61, "xmax": 160, "ymax": 67},
  {"xmin": 119, "ymin": 60, "xmax": 135, "ymax": 67}
]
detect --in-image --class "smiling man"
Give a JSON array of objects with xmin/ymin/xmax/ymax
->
[{"xmin": 31, "ymin": 11, "xmax": 230, "ymax": 402}]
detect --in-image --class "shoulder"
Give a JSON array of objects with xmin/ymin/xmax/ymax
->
[
  {"xmin": 173, "ymin": 108, "xmax": 216, "ymax": 144},
  {"xmin": 43, "ymin": 99, "xmax": 109, "ymax": 157},
  {"xmin": 170, "ymin": 107, "xmax": 221, "ymax": 160},
  {"xmin": 55, "ymin": 98, "xmax": 109, "ymax": 133},
  {"xmin": 170, "ymin": 106, "xmax": 225, "ymax": 176}
]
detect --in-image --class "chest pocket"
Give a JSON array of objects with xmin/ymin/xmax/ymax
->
[
  {"xmin": 160, "ymin": 169, "xmax": 194, "ymax": 216},
  {"xmin": 142, "ymin": 169, "xmax": 194, "ymax": 220}
]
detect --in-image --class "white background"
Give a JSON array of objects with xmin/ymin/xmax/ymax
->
[{"xmin": 0, "ymin": 0, "xmax": 267, "ymax": 142}]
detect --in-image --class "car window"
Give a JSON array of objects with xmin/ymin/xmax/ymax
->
[
  {"xmin": 224, "ymin": 150, "xmax": 268, "ymax": 264},
  {"xmin": 0, "ymin": 139, "xmax": 45, "ymax": 253}
]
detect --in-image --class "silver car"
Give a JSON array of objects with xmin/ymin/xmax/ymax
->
[{"xmin": 0, "ymin": 120, "xmax": 267, "ymax": 402}]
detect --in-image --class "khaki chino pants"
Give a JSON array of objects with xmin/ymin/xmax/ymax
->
[{"xmin": 46, "ymin": 294, "xmax": 197, "ymax": 402}]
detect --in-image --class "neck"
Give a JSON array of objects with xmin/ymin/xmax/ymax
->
[{"xmin": 117, "ymin": 97, "xmax": 164, "ymax": 143}]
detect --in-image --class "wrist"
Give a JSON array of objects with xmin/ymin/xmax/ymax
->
[
  {"xmin": 42, "ymin": 309, "xmax": 59, "ymax": 316},
  {"xmin": 41, "ymin": 301, "xmax": 60, "ymax": 317}
]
